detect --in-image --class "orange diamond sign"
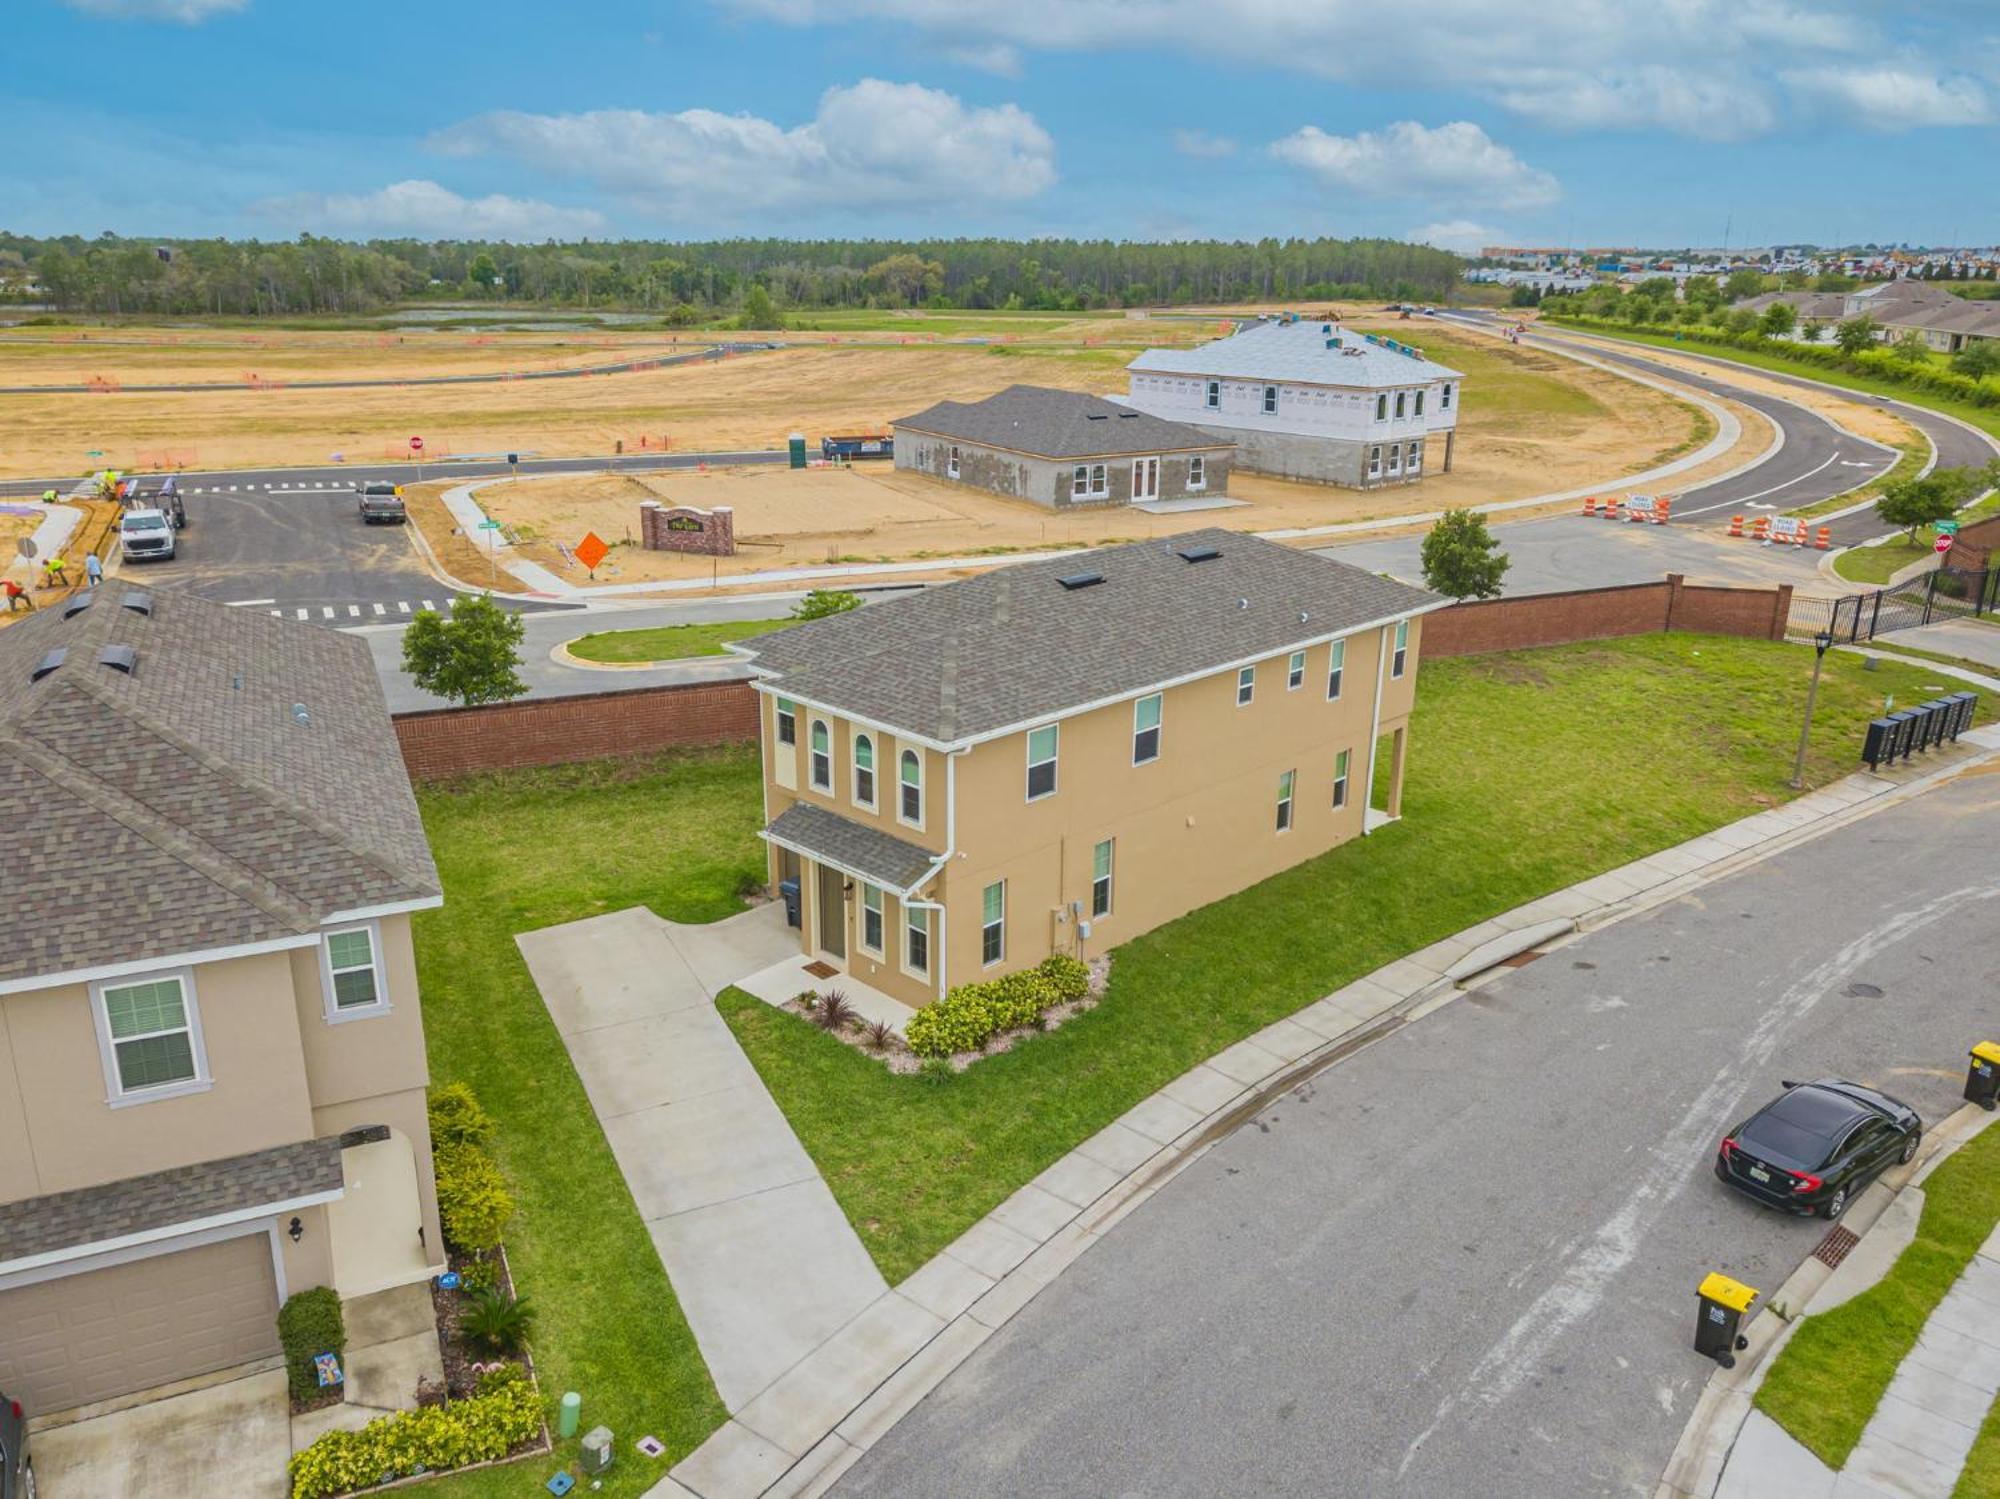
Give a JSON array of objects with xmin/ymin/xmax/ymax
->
[{"xmin": 574, "ymin": 531, "xmax": 609, "ymax": 572}]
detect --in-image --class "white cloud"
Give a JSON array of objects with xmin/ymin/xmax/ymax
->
[
  {"xmin": 941, "ymin": 41, "xmax": 1022, "ymax": 76},
  {"xmin": 1408, "ymin": 220, "xmax": 1500, "ymax": 255},
  {"xmin": 1783, "ymin": 67, "xmax": 1991, "ymax": 130},
  {"xmin": 432, "ymin": 79, "xmax": 1055, "ymax": 220},
  {"xmin": 64, "ymin": 0, "xmax": 245, "ymax": 20},
  {"xmin": 1172, "ymin": 129, "xmax": 1236, "ymax": 159},
  {"xmin": 1270, "ymin": 121, "xmax": 1559, "ymax": 208},
  {"xmin": 715, "ymin": 0, "xmax": 1975, "ymax": 139},
  {"xmin": 256, "ymin": 180, "xmax": 608, "ymax": 239}
]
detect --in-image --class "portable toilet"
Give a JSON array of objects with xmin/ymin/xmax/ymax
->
[{"xmin": 788, "ymin": 433, "xmax": 807, "ymax": 469}]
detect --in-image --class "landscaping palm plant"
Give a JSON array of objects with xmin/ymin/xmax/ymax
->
[{"xmin": 459, "ymin": 1289, "xmax": 536, "ymax": 1357}]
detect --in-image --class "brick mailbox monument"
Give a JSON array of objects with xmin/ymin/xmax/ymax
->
[{"xmin": 640, "ymin": 500, "xmax": 735, "ymax": 556}]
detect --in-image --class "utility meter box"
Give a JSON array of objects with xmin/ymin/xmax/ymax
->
[{"xmin": 581, "ymin": 1426, "xmax": 614, "ymax": 1476}]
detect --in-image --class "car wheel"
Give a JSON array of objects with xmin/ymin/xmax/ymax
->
[
  {"xmin": 1901, "ymin": 1132, "xmax": 1920, "ymax": 1165},
  {"xmin": 1821, "ymin": 1186, "xmax": 1848, "ymax": 1220},
  {"xmin": 24, "ymin": 1460, "xmax": 36, "ymax": 1499}
]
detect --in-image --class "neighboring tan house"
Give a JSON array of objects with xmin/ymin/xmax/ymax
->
[
  {"xmin": 0, "ymin": 587, "xmax": 445, "ymax": 1418},
  {"xmin": 892, "ymin": 384, "xmax": 1234, "ymax": 509},
  {"xmin": 1119, "ymin": 315, "xmax": 1464, "ymax": 487},
  {"xmin": 1745, "ymin": 280, "xmax": 2000, "ymax": 351},
  {"xmin": 734, "ymin": 529, "xmax": 1444, "ymax": 1010}
]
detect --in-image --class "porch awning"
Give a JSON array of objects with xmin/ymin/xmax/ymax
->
[{"xmin": 763, "ymin": 802, "xmax": 939, "ymax": 896}]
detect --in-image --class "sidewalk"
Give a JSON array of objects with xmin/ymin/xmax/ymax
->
[{"xmin": 649, "ymin": 723, "xmax": 2000, "ymax": 1499}]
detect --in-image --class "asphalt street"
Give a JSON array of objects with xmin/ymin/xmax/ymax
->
[{"xmin": 834, "ymin": 767, "xmax": 2000, "ymax": 1499}]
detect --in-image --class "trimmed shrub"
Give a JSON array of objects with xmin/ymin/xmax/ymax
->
[
  {"xmin": 459, "ymin": 1289, "xmax": 536, "ymax": 1356},
  {"xmin": 427, "ymin": 1081, "xmax": 496, "ymax": 1151},
  {"xmin": 277, "ymin": 1287, "xmax": 346, "ymax": 1403},
  {"xmin": 904, "ymin": 954, "xmax": 1093, "ymax": 1059},
  {"xmin": 435, "ymin": 1140, "xmax": 514, "ymax": 1253},
  {"xmin": 287, "ymin": 1365, "xmax": 542, "ymax": 1498}
]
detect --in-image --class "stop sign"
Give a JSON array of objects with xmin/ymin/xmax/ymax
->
[
  {"xmin": 1935, "ymin": 535, "xmax": 1954, "ymax": 554},
  {"xmin": 410, "ymin": 436, "xmax": 424, "ymax": 452}
]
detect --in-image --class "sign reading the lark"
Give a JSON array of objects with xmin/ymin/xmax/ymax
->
[{"xmin": 640, "ymin": 501, "xmax": 736, "ymax": 557}]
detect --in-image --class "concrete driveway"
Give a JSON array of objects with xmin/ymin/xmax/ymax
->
[{"xmin": 31, "ymin": 1367, "xmax": 289, "ymax": 1498}]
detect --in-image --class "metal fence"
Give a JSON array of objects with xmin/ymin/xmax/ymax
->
[{"xmin": 1789, "ymin": 563, "xmax": 1999, "ymax": 644}]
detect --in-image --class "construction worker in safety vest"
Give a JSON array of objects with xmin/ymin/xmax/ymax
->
[
  {"xmin": 40, "ymin": 489, "xmax": 55, "ymax": 505},
  {"xmin": 40, "ymin": 554, "xmax": 69, "ymax": 589}
]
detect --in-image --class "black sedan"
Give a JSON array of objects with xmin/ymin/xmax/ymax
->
[
  {"xmin": 0, "ymin": 1390, "xmax": 30, "ymax": 1499},
  {"xmin": 1715, "ymin": 1079, "xmax": 1922, "ymax": 1221}
]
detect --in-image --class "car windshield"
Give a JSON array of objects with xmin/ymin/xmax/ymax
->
[{"xmin": 126, "ymin": 515, "xmax": 166, "ymax": 531}]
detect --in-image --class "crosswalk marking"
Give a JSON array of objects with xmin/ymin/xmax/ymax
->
[
  {"xmin": 321, "ymin": 606, "xmax": 335, "ymax": 619},
  {"xmin": 295, "ymin": 608, "xmax": 308, "ymax": 620},
  {"xmin": 257, "ymin": 597, "xmax": 479, "ymax": 623},
  {"xmin": 421, "ymin": 599, "xmax": 435, "ymax": 612},
  {"xmin": 372, "ymin": 602, "xmax": 386, "ymax": 615},
  {"xmin": 347, "ymin": 604, "xmax": 361, "ymax": 617},
  {"xmin": 397, "ymin": 601, "xmax": 410, "ymax": 614}
]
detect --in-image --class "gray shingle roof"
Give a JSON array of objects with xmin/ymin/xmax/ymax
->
[
  {"xmin": 0, "ymin": 588, "xmax": 438, "ymax": 985},
  {"xmin": 764, "ymin": 802, "xmax": 937, "ymax": 892},
  {"xmin": 0, "ymin": 1132, "xmax": 349, "ymax": 1267},
  {"xmin": 891, "ymin": 384, "xmax": 1228, "ymax": 460},
  {"xmin": 737, "ymin": 528, "xmax": 1442, "ymax": 744},
  {"xmin": 1129, "ymin": 318, "xmax": 1462, "ymax": 389}
]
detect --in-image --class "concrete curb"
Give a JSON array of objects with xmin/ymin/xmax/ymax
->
[
  {"xmin": 1832, "ymin": 645, "xmax": 2000, "ymax": 693},
  {"xmin": 1657, "ymin": 1104, "xmax": 2000, "ymax": 1499},
  {"xmin": 657, "ymin": 724, "xmax": 2000, "ymax": 1499}
]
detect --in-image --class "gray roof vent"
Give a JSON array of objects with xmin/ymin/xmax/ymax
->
[
  {"xmin": 119, "ymin": 590, "xmax": 152, "ymax": 616},
  {"xmin": 62, "ymin": 593, "xmax": 93, "ymax": 619},
  {"xmin": 1117, "ymin": 410, "xmax": 1139, "ymax": 417},
  {"xmin": 1057, "ymin": 572, "xmax": 1105, "ymax": 591},
  {"xmin": 292, "ymin": 703, "xmax": 311, "ymax": 726},
  {"xmin": 30, "ymin": 647, "xmax": 66, "ymax": 682},
  {"xmin": 96, "ymin": 644, "xmax": 137, "ymax": 674},
  {"xmin": 1176, "ymin": 545, "xmax": 1222, "ymax": 564},
  {"xmin": 1084, "ymin": 412, "xmax": 1109, "ymax": 421}
]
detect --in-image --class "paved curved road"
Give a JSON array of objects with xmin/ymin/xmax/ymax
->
[{"xmin": 833, "ymin": 769, "xmax": 2000, "ymax": 1499}]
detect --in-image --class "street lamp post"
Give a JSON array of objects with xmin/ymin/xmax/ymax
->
[{"xmin": 1789, "ymin": 628, "xmax": 1836, "ymax": 790}]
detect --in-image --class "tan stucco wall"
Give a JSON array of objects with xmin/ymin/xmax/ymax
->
[
  {"xmin": 311, "ymin": 1086, "xmax": 443, "ymax": 1264},
  {"xmin": 279, "ymin": 1202, "xmax": 336, "ymax": 1297},
  {"xmin": 0, "ymin": 949, "xmax": 317, "ymax": 1201},
  {"xmin": 763, "ymin": 692, "xmax": 949, "ymax": 849},
  {"xmin": 287, "ymin": 916, "xmax": 431, "ymax": 1110}
]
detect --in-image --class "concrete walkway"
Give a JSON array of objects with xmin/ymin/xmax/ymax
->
[
  {"xmin": 516, "ymin": 904, "xmax": 887, "ymax": 1411},
  {"xmin": 645, "ymin": 726, "xmax": 2000, "ymax": 1499},
  {"xmin": 1880, "ymin": 619, "xmax": 2000, "ymax": 674}
]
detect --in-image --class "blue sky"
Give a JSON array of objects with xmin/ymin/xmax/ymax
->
[{"xmin": 7, "ymin": 0, "xmax": 1998, "ymax": 249}]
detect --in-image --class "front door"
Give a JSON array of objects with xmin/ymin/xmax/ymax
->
[
  {"xmin": 1133, "ymin": 456, "xmax": 1160, "ymax": 501},
  {"xmin": 816, "ymin": 862, "xmax": 846, "ymax": 960}
]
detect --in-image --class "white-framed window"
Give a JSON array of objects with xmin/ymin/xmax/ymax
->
[
  {"xmin": 1262, "ymin": 385, "xmax": 1278, "ymax": 414},
  {"xmin": 1327, "ymin": 638, "xmax": 1346, "ymax": 700},
  {"xmin": 1394, "ymin": 391, "xmax": 1407, "ymax": 419},
  {"xmin": 1236, "ymin": 665, "xmax": 1255, "ymax": 706},
  {"xmin": 1406, "ymin": 441, "xmax": 1422, "ymax": 475},
  {"xmin": 1287, "ymin": 650, "xmax": 1305, "ymax": 690},
  {"xmin": 1026, "ymin": 723, "xmax": 1059, "ymax": 801},
  {"xmin": 1188, "ymin": 455, "xmax": 1206, "ymax": 491},
  {"xmin": 1276, "ymin": 769, "xmax": 1296, "ymax": 832},
  {"xmin": 1414, "ymin": 389, "xmax": 1425, "ymax": 417},
  {"xmin": 852, "ymin": 732, "xmax": 877, "ymax": 809},
  {"xmin": 1070, "ymin": 464, "xmax": 1108, "ymax": 499},
  {"xmin": 1386, "ymin": 445, "xmax": 1402, "ymax": 475},
  {"xmin": 1441, "ymin": 383, "xmax": 1453, "ymax": 409},
  {"xmin": 93, "ymin": 970, "xmax": 209, "ymax": 1103},
  {"xmin": 1392, "ymin": 619, "xmax": 1409, "ymax": 678},
  {"xmin": 899, "ymin": 748, "xmax": 923, "ymax": 825},
  {"xmin": 1375, "ymin": 393, "xmax": 1387, "ymax": 421},
  {"xmin": 1333, "ymin": 748, "xmax": 1351, "ymax": 809},
  {"xmin": 809, "ymin": 718, "xmax": 832, "ymax": 791},
  {"xmin": 905, "ymin": 904, "xmax": 931, "ymax": 977},
  {"xmin": 1090, "ymin": 462, "xmax": 1107, "ymax": 495},
  {"xmin": 1368, "ymin": 445, "xmax": 1382, "ymax": 478},
  {"xmin": 1133, "ymin": 692, "xmax": 1162, "ymax": 764},
  {"xmin": 321, "ymin": 922, "xmax": 391, "ymax": 1020},
  {"xmin": 1091, "ymin": 838, "xmax": 1114, "ymax": 918},
  {"xmin": 860, "ymin": 884, "xmax": 885, "ymax": 956},
  {"xmin": 981, "ymin": 880, "xmax": 1006, "ymax": 966},
  {"xmin": 947, "ymin": 445, "xmax": 961, "ymax": 479},
  {"xmin": 775, "ymin": 697, "xmax": 797, "ymax": 746},
  {"xmin": 1205, "ymin": 379, "xmax": 1221, "ymax": 409}
]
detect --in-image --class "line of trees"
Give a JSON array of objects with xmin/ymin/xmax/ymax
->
[{"xmin": 0, "ymin": 232, "xmax": 1465, "ymax": 319}]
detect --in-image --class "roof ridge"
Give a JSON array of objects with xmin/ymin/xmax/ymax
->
[
  {"xmin": 65, "ymin": 668, "xmax": 437, "ymax": 898},
  {"xmin": 0, "ymin": 708, "xmax": 318, "ymax": 935}
]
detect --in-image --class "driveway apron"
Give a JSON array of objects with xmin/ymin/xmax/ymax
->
[{"xmin": 518, "ymin": 906, "xmax": 886, "ymax": 1410}]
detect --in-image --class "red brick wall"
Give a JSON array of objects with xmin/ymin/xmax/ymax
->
[
  {"xmin": 1951, "ymin": 514, "xmax": 2000, "ymax": 572},
  {"xmin": 1425, "ymin": 574, "xmax": 1792, "ymax": 658},
  {"xmin": 393, "ymin": 679, "xmax": 759, "ymax": 779}
]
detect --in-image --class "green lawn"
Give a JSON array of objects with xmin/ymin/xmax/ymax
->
[
  {"xmin": 566, "ymin": 617, "xmax": 790, "ymax": 664},
  {"xmin": 411, "ymin": 748, "xmax": 767, "ymax": 1493},
  {"xmin": 1758, "ymin": 1121, "xmax": 2000, "ymax": 1469},
  {"xmin": 1956, "ymin": 1389, "xmax": 2000, "ymax": 1499},
  {"xmin": 723, "ymin": 635, "xmax": 1975, "ymax": 1284},
  {"xmin": 1836, "ymin": 533, "xmax": 1942, "ymax": 585}
]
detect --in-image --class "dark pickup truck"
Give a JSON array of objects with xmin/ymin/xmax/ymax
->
[
  {"xmin": 1, "ymin": 1389, "xmax": 32, "ymax": 1499},
  {"xmin": 357, "ymin": 482, "xmax": 407, "ymax": 524}
]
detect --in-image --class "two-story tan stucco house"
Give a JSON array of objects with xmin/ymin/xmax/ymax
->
[
  {"xmin": 735, "ymin": 529, "xmax": 1444, "ymax": 1010},
  {"xmin": 0, "ymin": 587, "xmax": 445, "ymax": 1418}
]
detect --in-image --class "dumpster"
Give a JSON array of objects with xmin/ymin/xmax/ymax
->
[
  {"xmin": 1695, "ymin": 1273, "xmax": 1757, "ymax": 1368},
  {"xmin": 1968, "ymin": 1043, "xmax": 2000, "ymax": 1111},
  {"xmin": 779, "ymin": 877, "xmax": 802, "ymax": 928}
]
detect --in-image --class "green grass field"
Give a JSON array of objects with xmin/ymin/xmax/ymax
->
[
  {"xmin": 724, "ymin": 635, "xmax": 1973, "ymax": 1283},
  {"xmin": 1956, "ymin": 1390, "xmax": 2000, "ymax": 1498},
  {"xmin": 566, "ymin": 617, "xmax": 789, "ymax": 664},
  {"xmin": 1757, "ymin": 1121, "xmax": 2000, "ymax": 1469}
]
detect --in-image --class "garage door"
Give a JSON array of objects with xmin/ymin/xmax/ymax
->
[{"xmin": 0, "ymin": 1230, "xmax": 282, "ymax": 1415}]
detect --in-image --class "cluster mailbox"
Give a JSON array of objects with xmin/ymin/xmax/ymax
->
[{"xmin": 1864, "ymin": 691, "xmax": 1978, "ymax": 771}]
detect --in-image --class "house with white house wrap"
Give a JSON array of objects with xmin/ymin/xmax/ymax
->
[{"xmin": 1119, "ymin": 316, "xmax": 1463, "ymax": 488}]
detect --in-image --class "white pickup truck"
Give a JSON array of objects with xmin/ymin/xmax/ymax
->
[{"xmin": 119, "ymin": 507, "xmax": 176, "ymax": 562}]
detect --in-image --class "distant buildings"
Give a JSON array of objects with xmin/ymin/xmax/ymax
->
[{"xmin": 1740, "ymin": 280, "xmax": 2000, "ymax": 351}]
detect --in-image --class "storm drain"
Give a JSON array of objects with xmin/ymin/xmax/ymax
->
[
  {"xmin": 1498, "ymin": 951, "xmax": 1545, "ymax": 969},
  {"xmin": 1814, "ymin": 1225, "xmax": 1861, "ymax": 1269}
]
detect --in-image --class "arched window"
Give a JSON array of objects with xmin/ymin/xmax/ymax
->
[
  {"xmin": 853, "ymin": 733, "xmax": 876, "ymax": 808},
  {"xmin": 899, "ymin": 749, "xmax": 922, "ymax": 824},
  {"xmin": 809, "ymin": 719, "xmax": 831, "ymax": 791}
]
